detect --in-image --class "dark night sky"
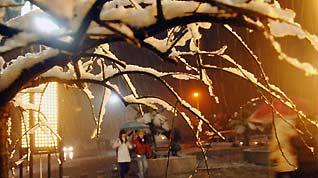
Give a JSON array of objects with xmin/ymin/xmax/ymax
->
[
  {"xmin": 108, "ymin": 0, "xmax": 318, "ymax": 125},
  {"xmin": 6, "ymin": 0, "xmax": 318, "ymax": 156},
  {"xmin": 55, "ymin": 1, "xmax": 318, "ymax": 145}
]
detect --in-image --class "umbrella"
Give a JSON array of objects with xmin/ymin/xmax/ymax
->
[
  {"xmin": 120, "ymin": 120, "xmax": 149, "ymax": 130},
  {"xmin": 248, "ymin": 98, "xmax": 309, "ymax": 125}
]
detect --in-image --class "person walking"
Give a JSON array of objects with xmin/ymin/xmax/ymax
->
[
  {"xmin": 112, "ymin": 130, "xmax": 133, "ymax": 178},
  {"xmin": 133, "ymin": 130, "xmax": 153, "ymax": 178},
  {"xmin": 269, "ymin": 116, "xmax": 298, "ymax": 178}
]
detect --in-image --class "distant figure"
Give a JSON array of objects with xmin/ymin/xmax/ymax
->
[
  {"xmin": 170, "ymin": 128, "xmax": 181, "ymax": 156},
  {"xmin": 112, "ymin": 130, "xmax": 133, "ymax": 178},
  {"xmin": 293, "ymin": 114, "xmax": 318, "ymax": 178},
  {"xmin": 269, "ymin": 116, "xmax": 298, "ymax": 178},
  {"xmin": 133, "ymin": 130, "xmax": 153, "ymax": 178}
]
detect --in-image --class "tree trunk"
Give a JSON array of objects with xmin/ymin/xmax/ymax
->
[{"xmin": 0, "ymin": 104, "xmax": 9, "ymax": 178}]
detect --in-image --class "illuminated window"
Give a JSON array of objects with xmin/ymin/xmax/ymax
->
[{"xmin": 21, "ymin": 82, "xmax": 59, "ymax": 150}]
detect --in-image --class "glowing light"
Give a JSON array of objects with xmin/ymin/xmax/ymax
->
[
  {"xmin": 33, "ymin": 16, "xmax": 60, "ymax": 34},
  {"xmin": 21, "ymin": 82, "xmax": 59, "ymax": 149},
  {"xmin": 21, "ymin": 1, "xmax": 39, "ymax": 15},
  {"xmin": 69, "ymin": 152, "xmax": 74, "ymax": 159},
  {"xmin": 63, "ymin": 146, "xmax": 74, "ymax": 160},
  {"xmin": 109, "ymin": 94, "xmax": 120, "ymax": 104},
  {"xmin": 21, "ymin": 2, "xmax": 60, "ymax": 34},
  {"xmin": 192, "ymin": 92, "xmax": 200, "ymax": 109}
]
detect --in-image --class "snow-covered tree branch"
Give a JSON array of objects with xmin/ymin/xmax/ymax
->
[{"xmin": 0, "ymin": 0, "xmax": 318, "ymax": 177}]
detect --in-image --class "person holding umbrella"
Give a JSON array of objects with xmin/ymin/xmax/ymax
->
[
  {"xmin": 132, "ymin": 130, "xmax": 153, "ymax": 178},
  {"xmin": 112, "ymin": 130, "xmax": 133, "ymax": 178},
  {"xmin": 248, "ymin": 99, "xmax": 302, "ymax": 178},
  {"xmin": 269, "ymin": 115, "xmax": 298, "ymax": 178}
]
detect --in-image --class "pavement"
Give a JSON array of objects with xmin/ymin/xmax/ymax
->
[{"xmin": 12, "ymin": 143, "xmax": 272, "ymax": 178}]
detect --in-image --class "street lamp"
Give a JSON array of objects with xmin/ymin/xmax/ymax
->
[
  {"xmin": 193, "ymin": 92, "xmax": 199, "ymax": 109},
  {"xmin": 109, "ymin": 93, "xmax": 120, "ymax": 104}
]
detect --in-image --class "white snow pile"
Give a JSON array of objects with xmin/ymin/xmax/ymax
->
[
  {"xmin": 32, "ymin": 0, "xmax": 96, "ymax": 30},
  {"xmin": 99, "ymin": 0, "xmax": 231, "ymax": 29},
  {"xmin": 0, "ymin": 48, "xmax": 60, "ymax": 92},
  {"xmin": 137, "ymin": 112, "xmax": 170, "ymax": 131}
]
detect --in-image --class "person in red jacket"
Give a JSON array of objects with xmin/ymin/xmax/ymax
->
[{"xmin": 133, "ymin": 130, "xmax": 152, "ymax": 178}]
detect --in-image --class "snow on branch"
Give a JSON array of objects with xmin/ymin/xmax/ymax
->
[
  {"xmin": 0, "ymin": 1, "xmax": 318, "ymax": 176},
  {"xmin": 0, "ymin": 0, "xmax": 315, "ymax": 137},
  {"xmin": 0, "ymin": 48, "xmax": 60, "ymax": 92}
]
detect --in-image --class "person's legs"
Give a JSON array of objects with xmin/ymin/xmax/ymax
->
[
  {"xmin": 136, "ymin": 156, "xmax": 144, "ymax": 178},
  {"xmin": 119, "ymin": 163, "xmax": 125, "ymax": 178},
  {"xmin": 122, "ymin": 162, "xmax": 130, "ymax": 176},
  {"xmin": 276, "ymin": 171, "xmax": 298, "ymax": 178},
  {"xmin": 142, "ymin": 155, "xmax": 148, "ymax": 175},
  {"xmin": 290, "ymin": 170, "xmax": 298, "ymax": 178}
]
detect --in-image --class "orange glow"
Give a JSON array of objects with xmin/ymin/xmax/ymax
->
[
  {"xmin": 193, "ymin": 92, "xmax": 199, "ymax": 97},
  {"xmin": 21, "ymin": 82, "xmax": 58, "ymax": 149}
]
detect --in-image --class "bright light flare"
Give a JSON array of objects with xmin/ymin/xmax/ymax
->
[
  {"xmin": 193, "ymin": 92, "xmax": 199, "ymax": 97},
  {"xmin": 21, "ymin": 1, "xmax": 39, "ymax": 16},
  {"xmin": 21, "ymin": 82, "xmax": 58, "ymax": 149},
  {"xmin": 63, "ymin": 146, "xmax": 74, "ymax": 160},
  {"xmin": 22, "ymin": 0, "xmax": 59, "ymax": 33},
  {"xmin": 33, "ymin": 16, "xmax": 60, "ymax": 34},
  {"xmin": 109, "ymin": 94, "xmax": 120, "ymax": 104}
]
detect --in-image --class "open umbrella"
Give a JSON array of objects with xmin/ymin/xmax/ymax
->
[
  {"xmin": 248, "ymin": 98, "xmax": 309, "ymax": 125},
  {"xmin": 120, "ymin": 120, "xmax": 149, "ymax": 130}
]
